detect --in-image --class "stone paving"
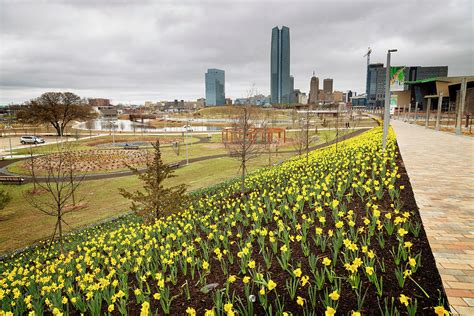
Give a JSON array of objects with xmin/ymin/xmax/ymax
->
[{"xmin": 392, "ymin": 120, "xmax": 474, "ymax": 315}]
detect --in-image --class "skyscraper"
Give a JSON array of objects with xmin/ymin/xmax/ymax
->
[
  {"xmin": 323, "ymin": 78, "xmax": 333, "ymax": 94},
  {"xmin": 271, "ymin": 26, "xmax": 291, "ymax": 104},
  {"xmin": 309, "ymin": 72, "xmax": 319, "ymax": 104},
  {"xmin": 205, "ymin": 69, "xmax": 225, "ymax": 106}
]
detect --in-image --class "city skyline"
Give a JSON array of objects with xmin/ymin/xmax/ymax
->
[{"xmin": 0, "ymin": 0, "xmax": 472, "ymax": 104}]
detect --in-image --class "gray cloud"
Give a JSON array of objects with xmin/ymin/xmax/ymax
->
[{"xmin": 1, "ymin": 0, "xmax": 472, "ymax": 104}]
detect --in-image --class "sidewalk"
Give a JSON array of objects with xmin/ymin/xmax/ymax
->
[{"xmin": 392, "ymin": 120, "xmax": 474, "ymax": 315}]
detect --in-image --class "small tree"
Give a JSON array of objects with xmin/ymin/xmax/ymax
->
[
  {"xmin": 24, "ymin": 143, "xmax": 85, "ymax": 254},
  {"xmin": 226, "ymin": 105, "xmax": 263, "ymax": 194},
  {"xmin": 0, "ymin": 189, "xmax": 11, "ymax": 220},
  {"xmin": 119, "ymin": 140, "xmax": 187, "ymax": 222},
  {"xmin": 293, "ymin": 109, "xmax": 315, "ymax": 163}
]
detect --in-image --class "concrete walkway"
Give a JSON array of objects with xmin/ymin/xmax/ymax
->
[{"xmin": 392, "ymin": 120, "xmax": 474, "ymax": 315}]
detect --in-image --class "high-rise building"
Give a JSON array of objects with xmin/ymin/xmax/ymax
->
[
  {"xmin": 205, "ymin": 69, "xmax": 225, "ymax": 106},
  {"xmin": 309, "ymin": 72, "xmax": 319, "ymax": 104},
  {"xmin": 271, "ymin": 26, "xmax": 291, "ymax": 104},
  {"xmin": 323, "ymin": 78, "xmax": 333, "ymax": 94}
]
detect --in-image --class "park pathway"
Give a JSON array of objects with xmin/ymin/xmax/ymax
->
[{"xmin": 392, "ymin": 120, "xmax": 474, "ymax": 315}]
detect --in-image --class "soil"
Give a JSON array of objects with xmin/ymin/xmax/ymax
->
[{"xmin": 88, "ymin": 143, "xmax": 448, "ymax": 315}]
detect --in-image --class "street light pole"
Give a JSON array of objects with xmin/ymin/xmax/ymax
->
[
  {"xmin": 382, "ymin": 49, "xmax": 397, "ymax": 150},
  {"xmin": 6, "ymin": 125, "xmax": 12, "ymax": 159}
]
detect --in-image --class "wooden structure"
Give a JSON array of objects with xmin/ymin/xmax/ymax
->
[
  {"xmin": 0, "ymin": 176, "xmax": 25, "ymax": 185},
  {"xmin": 221, "ymin": 127, "xmax": 286, "ymax": 144}
]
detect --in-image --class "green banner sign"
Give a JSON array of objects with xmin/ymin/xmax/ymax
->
[{"xmin": 390, "ymin": 66, "xmax": 406, "ymax": 91}]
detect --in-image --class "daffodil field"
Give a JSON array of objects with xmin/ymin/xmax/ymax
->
[{"xmin": 0, "ymin": 127, "xmax": 449, "ymax": 315}]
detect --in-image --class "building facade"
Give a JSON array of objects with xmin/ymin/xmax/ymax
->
[
  {"xmin": 366, "ymin": 64, "xmax": 448, "ymax": 107},
  {"xmin": 271, "ymin": 26, "xmax": 291, "ymax": 104},
  {"xmin": 323, "ymin": 78, "xmax": 333, "ymax": 94},
  {"xmin": 205, "ymin": 69, "xmax": 225, "ymax": 106},
  {"xmin": 89, "ymin": 98, "xmax": 110, "ymax": 107},
  {"xmin": 309, "ymin": 74, "xmax": 319, "ymax": 104}
]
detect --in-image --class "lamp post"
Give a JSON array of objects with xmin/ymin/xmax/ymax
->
[
  {"xmin": 185, "ymin": 120, "xmax": 192, "ymax": 165},
  {"xmin": 5, "ymin": 125, "xmax": 12, "ymax": 158},
  {"xmin": 382, "ymin": 49, "xmax": 397, "ymax": 150},
  {"xmin": 109, "ymin": 121, "xmax": 118, "ymax": 147}
]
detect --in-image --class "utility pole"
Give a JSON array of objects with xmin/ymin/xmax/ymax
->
[{"xmin": 382, "ymin": 49, "xmax": 397, "ymax": 150}]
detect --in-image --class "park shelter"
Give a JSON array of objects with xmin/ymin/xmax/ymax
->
[{"xmin": 221, "ymin": 127, "xmax": 286, "ymax": 145}]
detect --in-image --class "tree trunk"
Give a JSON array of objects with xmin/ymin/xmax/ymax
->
[
  {"xmin": 241, "ymin": 157, "xmax": 246, "ymax": 195},
  {"xmin": 58, "ymin": 216, "xmax": 64, "ymax": 255}
]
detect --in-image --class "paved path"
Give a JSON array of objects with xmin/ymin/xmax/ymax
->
[{"xmin": 392, "ymin": 120, "xmax": 474, "ymax": 315}]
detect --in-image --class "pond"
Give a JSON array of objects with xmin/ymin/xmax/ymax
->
[{"xmin": 75, "ymin": 119, "xmax": 221, "ymax": 133}]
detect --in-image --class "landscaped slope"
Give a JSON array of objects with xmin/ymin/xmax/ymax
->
[{"xmin": 0, "ymin": 127, "xmax": 449, "ymax": 315}]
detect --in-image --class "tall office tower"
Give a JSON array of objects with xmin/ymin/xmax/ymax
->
[
  {"xmin": 271, "ymin": 26, "xmax": 291, "ymax": 104},
  {"xmin": 309, "ymin": 72, "xmax": 319, "ymax": 104},
  {"xmin": 323, "ymin": 78, "xmax": 333, "ymax": 94},
  {"xmin": 289, "ymin": 75, "xmax": 295, "ymax": 103},
  {"xmin": 205, "ymin": 69, "xmax": 225, "ymax": 106}
]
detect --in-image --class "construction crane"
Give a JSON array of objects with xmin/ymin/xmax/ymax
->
[
  {"xmin": 363, "ymin": 47, "xmax": 372, "ymax": 66},
  {"xmin": 363, "ymin": 47, "xmax": 372, "ymax": 99}
]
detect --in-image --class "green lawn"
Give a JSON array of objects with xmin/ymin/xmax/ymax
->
[
  {"xmin": 0, "ymin": 129, "xmax": 357, "ymax": 254},
  {"xmin": 0, "ymin": 150, "xmax": 298, "ymax": 254},
  {"xmin": 7, "ymin": 131, "xmax": 344, "ymax": 175}
]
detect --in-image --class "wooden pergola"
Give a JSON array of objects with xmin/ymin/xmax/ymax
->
[{"xmin": 221, "ymin": 127, "xmax": 286, "ymax": 144}]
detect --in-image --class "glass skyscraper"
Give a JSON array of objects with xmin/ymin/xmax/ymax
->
[
  {"xmin": 205, "ymin": 69, "xmax": 225, "ymax": 106},
  {"xmin": 271, "ymin": 26, "xmax": 291, "ymax": 104}
]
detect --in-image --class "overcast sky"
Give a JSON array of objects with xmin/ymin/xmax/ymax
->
[{"xmin": 1, "ymin": 0, "xmax": 472, "ymax": 104}]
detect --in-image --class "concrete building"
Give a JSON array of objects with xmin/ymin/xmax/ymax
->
[
  {"xmin": 271, "ymin": 26, "xmax": 291, "ymax": 104},
  {"xmin": 97, "ymin": 106, "xmax": 118, "ymax": 120},
  {"xmin": 205, "ymin": 69, "xmax": 225, "ymax": 106},
  {"xmin": 309, "ymin": 73, "xmax": 319, "ymax": 104},
  {"xmin": 323, "ymin": 78, "xmax": 333, "ymax": 94},
  {"xmin": 402, "ymin": 76, "xmax": 474, "ymax": 114},
  {"xmin": 293, "ymin": 89, "xmax": 308, "ymax": 104},
  {"xmin": 333, "ymin": 91, "xmax": 344, "ymax": 102}
]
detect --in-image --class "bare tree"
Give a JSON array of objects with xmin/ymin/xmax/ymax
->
[
  {"xmin": 226, "ymin": 105, "xmax": 263, "ymax": 194},
  {"xmin": 18, "ymin": 92, "xmax": 97, "ymax": 136},
  {"xmin": 119, "ymin": 141, "xmax": 187, "ymax": 222},
  {"xmin": 26, "ymin": 144, "xmax": 37, "ymax": 192},
  {"xmin": 292, "ymin": 109, "xmax": 316, "ymax": 163},
  {"xmin": 24, "ymin": 143, "xmax": 85, "ymax": 254}
]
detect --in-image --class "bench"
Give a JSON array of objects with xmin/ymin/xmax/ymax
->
[
  {"xmin": 168, "ymin": 162, "xmax": 181, "ymax": 169},
  {"xmin": 0, "ymin": 176, "xmax": 25, "ymax": 185},
  {"xmin": 123, "ymin": 145, "xmax": 139, "ymax": 150}
]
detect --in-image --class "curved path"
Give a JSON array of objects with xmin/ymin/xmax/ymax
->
[
  {"xmin": 0, "ymin": 128, "xmax": 369, "ymax": 182},
  {"xmin": 392, "ymin": 120, "xmax": 474, "ymax": 315}
]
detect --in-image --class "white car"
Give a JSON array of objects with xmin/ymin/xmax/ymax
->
[{"xmin": 20, "ymin": 136, "xmax": 45, "ymax": 145}]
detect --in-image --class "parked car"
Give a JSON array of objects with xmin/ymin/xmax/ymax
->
[{"xmin": 20, "ymin": 136, "xmax": 45, "ymax": 145}]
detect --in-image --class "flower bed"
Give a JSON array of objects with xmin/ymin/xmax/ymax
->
[
  {"xmin": 0, "ymin": 127, "xmax": 449, "ymax": 315},
  {"xmin": 20, "ymin": 149, "xmax": 151, "ymax": 173}
]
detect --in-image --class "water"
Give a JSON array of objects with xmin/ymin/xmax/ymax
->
[{"xmin": 75, "ymin": 119, "xmax": 221, "ymax": 133}]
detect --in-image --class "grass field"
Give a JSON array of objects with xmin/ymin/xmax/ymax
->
[
  {"xmin": 6, "ymin": 130, "xmax": 346, "ymax": 175},
  {"xmin": 0, "ymin": 148, "xmax": 300, "ymax": 254}
]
